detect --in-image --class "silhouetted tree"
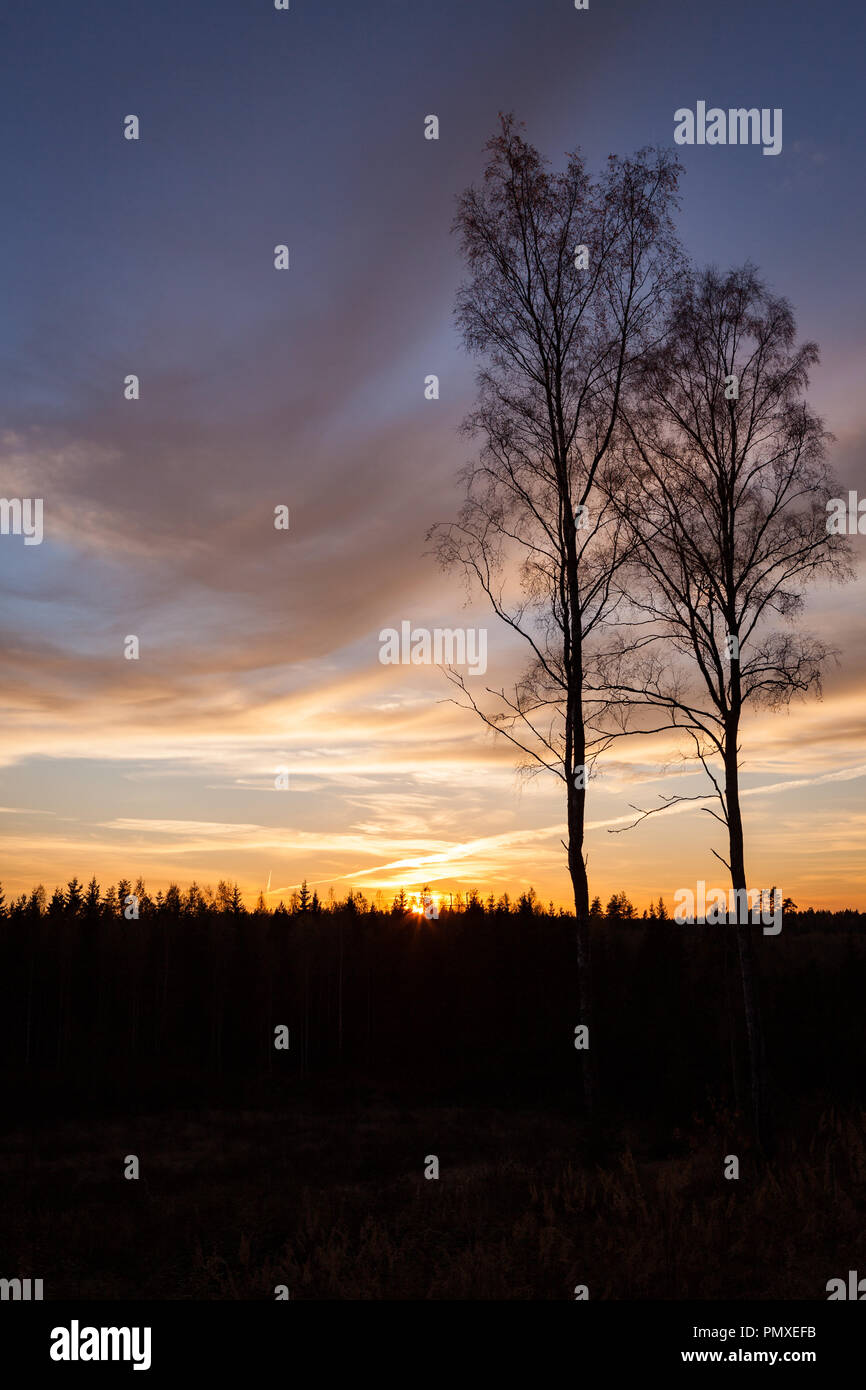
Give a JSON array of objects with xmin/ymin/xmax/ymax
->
[
  {"xmin": 431, "ymin": 115, "xmax": 683, "ymax": 1112},
  {"xmin": 610, "ymin": 264, "xmax": 854, "ymax": 1149},
  {"xmin": 185, "ymin": 882, "xmax": 205, "ymax": 916},
  {"xmin": 101, "ymin": 884, "xmax": 119, "ymax": 917},
  {"xmin": 133, "ymin": 878, "xmax": 152, "ymax": 915},
  {"xmin": 605, "ymin": 890, "xmax": 635, "ymax": 920},
  {"xmin": 215, "ymin": 881, "xmax": 234, "ymax": 913},
  {"xmin": 65, "ymin": 877, "xmax": 84, "ymax": 916},
  {"xmin": 163, "ymin": 883, "xmax": 182, "ymax": 916},
  {"xmin": 517, "ymin": 887, "xmax": 540, "ymax": 915}
]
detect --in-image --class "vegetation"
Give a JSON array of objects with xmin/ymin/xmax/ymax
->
[{"xmin": 1, "ymin": 889, "xmax": 863, "ymax": 1298}]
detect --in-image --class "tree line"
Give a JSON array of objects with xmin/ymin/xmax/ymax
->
[
  {"xmin": 0, "ymin": 876, "xmax": 667, "ymax": 920},
  {"xmin": 1, "ymin": 877, "xmax": 849, "ymax": 924},
  {"xmin": 1, "ymin": 895, "xmax": 862, "ymax": 1128}
]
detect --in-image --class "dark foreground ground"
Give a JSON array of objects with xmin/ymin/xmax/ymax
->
[
  {"xmin": 2, "ymin": 1098, "xmax": 864, "ymax": 1299},
  {"xmin": 0, "ymin": 904, "xmax": 864, "ymax": 1298}
]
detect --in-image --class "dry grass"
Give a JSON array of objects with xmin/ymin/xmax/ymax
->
[{"xmin": 2, "ymin": 1103, "xmax": 862, "ymax": 1299}]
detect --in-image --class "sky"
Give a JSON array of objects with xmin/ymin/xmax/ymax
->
[{"xmin": 1, "ymin": 0, "xmax": 864, "ymax": 910}]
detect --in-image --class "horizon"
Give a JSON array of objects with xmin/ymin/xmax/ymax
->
[{"xmin": 3, "ymin": 871, "xmax": 860, "ymax": 920}]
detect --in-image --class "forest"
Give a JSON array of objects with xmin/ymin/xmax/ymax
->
[{"xmin": 1, "ymin": 883, "xmax": 863, "ymax": 1297}]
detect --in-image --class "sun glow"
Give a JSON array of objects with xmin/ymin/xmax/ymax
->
[{"xmin": 409, "ymin": 889, "xmax": 441, "ymax": 917}]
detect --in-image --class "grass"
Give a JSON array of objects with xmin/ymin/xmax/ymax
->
[{"xmin": 2, "ymin": 1101, "xmax": 863, "ymax": 1299}]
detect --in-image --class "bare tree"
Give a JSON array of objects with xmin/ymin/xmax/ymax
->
[
  {"xmin": 606, "ymin": 264, "xmax": 854, "ymax": 1146},
  {"xmin": 429, "ymin": 115, "xmax": 682, "ymax": 1110}
]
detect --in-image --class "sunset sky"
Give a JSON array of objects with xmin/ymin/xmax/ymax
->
[{"xmin": 1, "ymin": 0, "xmax": 864, "ymax": 910}]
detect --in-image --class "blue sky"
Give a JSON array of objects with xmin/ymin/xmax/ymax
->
[{"xmin": 1, "ymin": 0, "xmax": 864, "ymax": 908}]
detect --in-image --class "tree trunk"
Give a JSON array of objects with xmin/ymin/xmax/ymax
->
[
  {"xmin": 338, "ymin": 922, "xmax": 344, "ymax": 1063},
  {"xmin": 563, "ymin": 461, "xmax": 595, "ymax": 1119},
  {"xmin": 567, "ymin": 739, "xmax": 594, "ymax": 1116},
  {"xmin": 726, "ymin": 737, "xmax": 771, "ymax": 1152}
]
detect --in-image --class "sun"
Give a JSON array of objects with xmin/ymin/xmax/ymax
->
[{"xmin": 408, "ymin": 889, "xmax": 441, "ymax": 917}]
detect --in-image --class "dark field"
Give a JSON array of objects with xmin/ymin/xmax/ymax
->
[
  {"xmin": 1, "ymin": 904, "xmax": 864, "ymax": 1299},
  {"xmin": 2, "ymin": 1103, "xmax": 865, "ymax": 1300}
]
